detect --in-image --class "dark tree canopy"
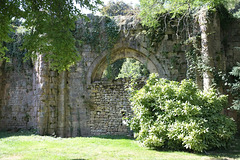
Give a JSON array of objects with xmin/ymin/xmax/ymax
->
[{"xmin": 0, "ymin": 0, "xmax": 102, "ymax": 71}]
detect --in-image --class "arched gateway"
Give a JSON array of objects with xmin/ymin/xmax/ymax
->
[{"xmin": 85, "ymin": 45, "xmax": 165, "ymax": 136}]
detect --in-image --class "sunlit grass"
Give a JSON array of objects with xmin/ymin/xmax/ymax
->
[{"xmin": 0, "ymin": 131, "xmax": 239, "ymax": 160}]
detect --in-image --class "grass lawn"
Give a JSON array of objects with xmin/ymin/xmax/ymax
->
[{"xmin": 0, "ymin": 131, "xmax": 239, "ymax": 160}]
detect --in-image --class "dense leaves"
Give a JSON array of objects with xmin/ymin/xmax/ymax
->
[
  {"xmin": 117, "ymin": 58, "xmax": 149, "ymax": 79},
  {"xmin": 5, "ymin": 20, "xmax": 29, "ymax": 69},
  {"xmin": 0, "ymin": 0, "xmax": 102, "ymax": 71},
  {"xmin": 229, "ymin": 63, "xmax": 240, "ymax": 111},
  {"xmin": 0, "ymin": 0, "xmax": 22, "ymax": 60},
  {"xmin": 102, "ymin": 59, "xmax": 125, "ymax": 79},
  {"xmin": 102, "ymin": 58, "xmax": 149, "ymax": 80},
  {"xmin": 101, "ymin": 1, "xmax": 134, "ymax": 16},
  {"xmin": 101, "ymin": 0, "xmax": 140, "ymax": 17},
  {"xmin": 139, "ymin": 0, "xmax": 239, "ymax": 28},
  {"xmin": 129, "ymin": 73, "xmax": 236, "ymax": 152}
]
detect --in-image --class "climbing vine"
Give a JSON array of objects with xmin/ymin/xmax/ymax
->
[
  {"xmin": 142, "ymin": 11, "xmax": 198, "ymax": 80},
  {"xmin": 5, "ymin": 20, "xmax": 31, "ymax": 71},
  {"xmin": 74, "ymin": 15, "xmax": 120, "ymax": 54},
  {"xmin": 74, "ymin": 15, "xmax": 120, "ymax": 79},
  {"xmin": 140, "ymin": 1, "xmax": 239, "ymax": 90}
]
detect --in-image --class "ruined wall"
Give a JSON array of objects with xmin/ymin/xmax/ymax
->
[
  {"xmin": 2, "ymin": 15, "xmax": 239, "ymax": 137},
  {"xmin": 33, "ymin": 55, "xmax": 70, "ymax": 137},
  {"xmin": 0, "ymin": 59, "xmax": 37, "ymax": 131},
  {"xmin": 220, "ymin": 19, "xmax": 240, "ymax": 125},
  {"xmin": 0, "ymin": 15, "xmax": 191, "ymax": 136},
  {"xmin": 69, "ymin": 15, "xmax": 187, "ymax": 136},
  {"xmin": 88, "ymin": 79, "xmax": 133, "ymax": 136},
  {"xmin": 222, "ymin": 19, "xmax": 240, "ymax": 70}
]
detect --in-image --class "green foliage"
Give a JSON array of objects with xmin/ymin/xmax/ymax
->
[
  {"xmin": 138, "ymin": 0, "xmax": 240, "ymax": 84},
  {"xmin": 233, "ymin": 10, "xmax": 240, "ymax": 18},
  {"xmin": 102, "ymin": 59, "xmax": 125, "ymax": 79},
  {"xmin": 230, "ymin": 1, "xmax": 240, "ymax": 18},
  {"xmin": 4, "ymin": 20, "xmax": 30, "ymax": 69},
  {"xmin": 139, "ymin": 0, "xmax": 239, "ymax": 28},
  {"xmin": 75, "ymin": 15, "xmax": 120, "ymax": 80},
  {"xmin": 0, "ymin": 0, "xmax": 22, "ymax": 61},
  {"xmin": 117, "ymin": 58, "xmax": 149, "ymax": 79},
  {"xmin": 0, "ymin": 0, "xmax": 102, "ymax": 71},
  {"xmin": 102, "ymin": 58, "xmax": 149, "ymax": 80},
  {"xmin": 101, "ymin": 1, "xmax": 136, "ymax": 16},
  {"xmin": 75, "ymin": 16, "xmax": 119, "ymax": 54},
  {"xmin": 143, "ymin": 15, "xmax": 171, "ymax": 49},
  {"xmin": 129, "ymin": 73, "xmax": 236, "ymax": 152},
  {"xmin": 229, "ymin": 63, "xmax": 240, "ymax": 111},
  {"xmin": 186, "ymin": 47, "xmax": 199, "ymax": 80}
]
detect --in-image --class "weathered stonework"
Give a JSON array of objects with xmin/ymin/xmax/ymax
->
[
  {"xmin": 0, "ymin": 14, "xmax": 239, "ymax": 137},
  {"xmin": 88, "ymin": 79, "xmax": 133, "ymax": 136},
  {"xmin": 0, "ymin": 59, "xmax": 36, "ymax": 131},
  {"xmin": 222, "ymin": 19, "xmax": 240, "ymax": 69}
]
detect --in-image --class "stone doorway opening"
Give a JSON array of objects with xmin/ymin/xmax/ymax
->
[{"xmin": 88, "ymin": 57, "xmax": 151, "ymax": 136}]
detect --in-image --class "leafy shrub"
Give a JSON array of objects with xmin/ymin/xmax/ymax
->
[
  {"xmin": 229, "ymin": 62, "xmax": 240, "ymax": 111},
  {"xmin": 129, "ymin": 73, "xmax": 237, "ymax": 152}
]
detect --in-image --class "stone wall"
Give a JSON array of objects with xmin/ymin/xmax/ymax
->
[
  {"xmin": 88, "ymin": 79, "xmax": 133, "ymax": 136},
  {"xmin": 221, "ymin": 19, "xmax": 240, "ymax": 126},
  {"xmin": 33, "ymin": 55, "xmax": 71, "ymax": 137},
  {"xmin": 0, "ymin": 59, "xmax": 37, "ymax": 131},
  {"xmin": 222, "ymin": 19, "xmax": 240, "ymax": 70}
]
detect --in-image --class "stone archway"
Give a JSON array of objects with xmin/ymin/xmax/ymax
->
[
  {"xmin": 86, "ymin": 47, "xmax": 166, "ymax": 136},
  {"xmin": 87, "ymin": 47, "xmax": 166, "ymax": 85}
]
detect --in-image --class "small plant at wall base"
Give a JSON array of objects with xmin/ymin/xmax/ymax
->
[{"xmin": 128, "ymin": 73, "xmax": 237, "ymax": 152}]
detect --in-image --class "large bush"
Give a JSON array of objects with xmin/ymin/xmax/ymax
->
[{"xmin": 129, "ymin": 73, "xmax": 237, "ymax": 152}]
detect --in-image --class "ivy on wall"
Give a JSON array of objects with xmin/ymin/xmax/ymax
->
[
  {"xmin": 74, "ymin": 15, "xmax": 120, "ymax": 79},
  {"xmin": 74, "ymin": 15, "xmax": 120, "ymax": 54},
  {"xmin": 5, "ymin": 20, "xmax": 32, "ymax": 71}
]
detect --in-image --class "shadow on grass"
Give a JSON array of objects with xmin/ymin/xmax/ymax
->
[
  {"xmin": 200, "ymin": 137, "xmax": 240, "ymax": 159},
  {"xmin": 151, "ymin": 137, "xmax": 240, "ymax": 160},
  {"xmin": 93, "ymin": 135, "xmax": 240, "ymax": 159},
  {"xmin": 91, "ymin": 135, "xmax": 134, "ymax": 140},
  {"xmin": 203, "ymin": 140, "xmax": 240, "ymax": 159},
  {"xmin": 0, "ymin": 130, "xmax": 36, "ymax": 139},
  {"xmin": 0, "ymin": 130, "xmax": 134, "ymax": 140}
]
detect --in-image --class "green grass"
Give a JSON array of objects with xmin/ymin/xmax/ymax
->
[{"xmin": 0, "ymin": 131, "xmax": 239, "ymax": 160}]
